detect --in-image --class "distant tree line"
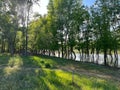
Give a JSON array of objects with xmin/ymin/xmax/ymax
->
[{"xmin": 0, "ymin": 0, "xmax": 120, "ymax": 67}]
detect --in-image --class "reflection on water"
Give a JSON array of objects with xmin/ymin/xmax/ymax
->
[
  {"xmin": 75, "ymin": 54, "xmax": 120, "ymax": 67},
  {"xmin": 55, "ymin": 53, "xmax": 120, "ymax": 67}
]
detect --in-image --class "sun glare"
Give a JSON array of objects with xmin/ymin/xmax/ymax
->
[{"xmin": 32, "ymin": 0, "xmax": 49, "ymax": 15}]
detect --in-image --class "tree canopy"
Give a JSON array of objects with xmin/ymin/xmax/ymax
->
[{"xmin": 0, "ymin": 0, "xmax": 120, "ymax": 67}]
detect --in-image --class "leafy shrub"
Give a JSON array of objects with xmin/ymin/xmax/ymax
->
[
  {"xmin": 45, "ymin": 63, "xmax": 51, "ymax": 68},
  {"xmin": 40, "ymin": 61, "xmax": 44, "ymax": 64}
]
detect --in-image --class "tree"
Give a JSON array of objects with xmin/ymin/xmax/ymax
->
[{"xmin": 90, "ymin": 0, "xmax": 120, "ymax": 66}]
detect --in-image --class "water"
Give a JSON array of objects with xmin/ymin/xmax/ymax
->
[
  {"xmin": 75, "ymin": 54, "xmax": 120, "ymax": 67},
  {"xmin": 55, "ymin": 52, "xmax": 120, "ymax": 67}
]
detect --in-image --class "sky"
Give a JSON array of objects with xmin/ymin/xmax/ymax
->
[
  {"xmin": 33, "ymin": 0, "xmax": 49, "ymax": 15},
  {"xmin": 33, "ymin": 0, "xmax": 96, "ymax": 16},
  {"xmin": 83, "ymin": 0, "xmax": 96, "ymax": 7}
]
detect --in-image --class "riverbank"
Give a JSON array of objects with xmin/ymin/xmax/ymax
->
[{"xmin": 0, "ymin": 55, "xmax": 120, "ymax": 90}]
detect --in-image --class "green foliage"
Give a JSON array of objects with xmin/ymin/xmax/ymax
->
[
  {"xmin": 40, "ymin": 60, "xmax": 45, "ymax": 64},
  {"xmin": 45, "ymin": 63, "xmax": 51, "ymax": 68},
  {"xmin": 0, "ymin": 0, "xmax": 120, "ymax": 68}
]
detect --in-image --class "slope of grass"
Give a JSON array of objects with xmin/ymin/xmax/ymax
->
[{"xmin": 0, "ymin": 55, "xmax": 119, "ymax": 90}]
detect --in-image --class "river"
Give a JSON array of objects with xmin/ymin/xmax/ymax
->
[
  {"xmin": 75, "ymin": 54, "xmax": 120, "ymax": 67},
  {"xmin": 55, "ymin": 53, "xmax": 120, "ymax": 67}
]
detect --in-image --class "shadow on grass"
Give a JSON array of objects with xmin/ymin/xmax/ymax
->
[
  {"xmin": 91, "ymin": 80, "xmax": 118, "ymax": 90},
  {"xmin": 42, "ymin": 69, "xmax": 82, "ymax": 90},
  {"xmin": 0, "ymin": 55, "xmax": 119, "ymax": 90},
  {"xmin": 0, "ymin": 55, "xmax": 49, "ymax": 90},
  {"xmin": 30, "ymin": 55, "xmax": 119, "ymax": 90},
  {"xmin": 34, "ymin": 55, "xmax": 120, "ymax": 76},
  {"xmin": 0, "ymin": 54, "xmax": 10, "ymax": 65}
]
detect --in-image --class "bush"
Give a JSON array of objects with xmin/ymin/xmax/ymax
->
[
  {"xmin": 40, "ymin": 61, "xmax": 44, "ymax": 64},
  {"xmin": 45, "ymin": 63, "xmax": 51, "ymax": 68}
]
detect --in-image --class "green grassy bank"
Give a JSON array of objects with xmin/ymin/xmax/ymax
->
[{"xmin": 0, "ymin": 54, "xmax": 120, "ymax": 90}]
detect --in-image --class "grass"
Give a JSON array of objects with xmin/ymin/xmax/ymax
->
[{"xmin": 0, "ymin": 54, "xmax": 120, "ymax": 90}]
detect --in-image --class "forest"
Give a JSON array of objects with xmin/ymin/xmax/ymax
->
[
  {"xmin": 0, "ymin": 0, "xmax": 120, "ymax": 89},
  {"xmin": 0, "ymin": 0, "xmax": 120, "ymax": 67}
]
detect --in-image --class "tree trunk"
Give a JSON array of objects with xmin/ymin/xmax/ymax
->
[
  {"xmin": 91, "ymin": 48, "xmax": 95, "ymax": 63},
  {"xmin": 109, "ymin": 49, "xmax": 113, "ymax": 66},
  {"xmin": 62, "ymin": 42, "xmax": 64, "ymax": 58},
  {"xmin": 114, "ymin": 49, "xmax": 118, "ymax": 67},
  {"xmin": 104, "ymin": 49, "xmax": 107, "ymax": 66}
]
